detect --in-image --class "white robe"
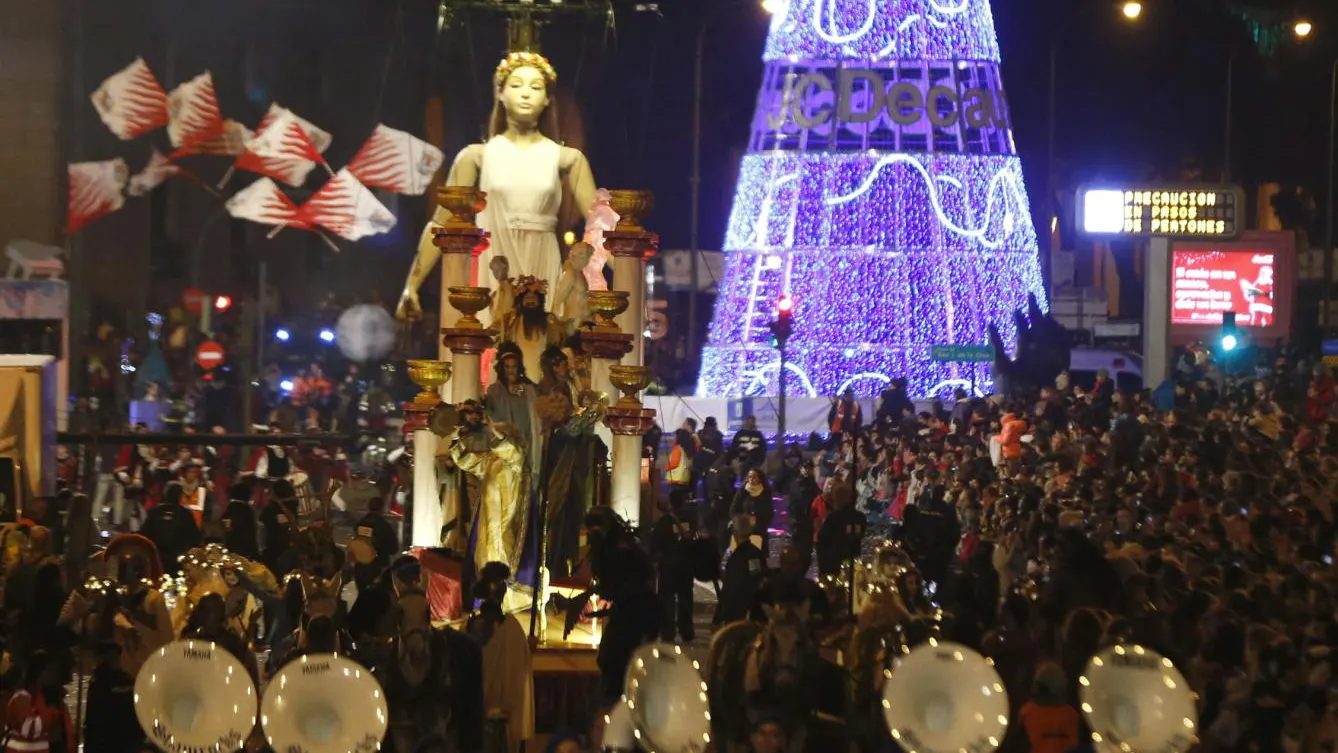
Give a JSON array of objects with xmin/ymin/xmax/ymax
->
[{"xmin": 474, "ymin": 136, "xmax": 563, "ymax": 327}]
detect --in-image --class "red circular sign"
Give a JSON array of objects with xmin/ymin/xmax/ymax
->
[
  {"xmin": 195, "ymin": 340, "xmax": 225, "ymax": 371},
  {"xmin": 182, "ymin": 288, "xmax": 208, "ymax": 315}
]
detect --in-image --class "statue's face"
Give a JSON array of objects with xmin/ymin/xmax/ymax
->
[
  {"xmin": 490, "ymin": 256, "xmax": 509, "ymax": 278},
  {"xmin": 498, "ymin": 65, "xmax": 549, "ymax": 124},
  {"xmin": 570, "ymin": 243, "xmax": 593, "ymax": 268},
  {"xmin": 502, "ymin": 358, "xmax": 520, "ymax": 383},
  {"xmin": 521, "ymin": 290, "xmax": 542, "ymax": 310}
]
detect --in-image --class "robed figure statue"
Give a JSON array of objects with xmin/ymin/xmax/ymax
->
[
  {"xmin": 449, "ymin": 405, "xmax": 530, "ymax": 576},
  {"xmin": 534, "ymin": 347, "xmax": 605, "ymax": 578},
  {"xmin": 396, "ymin": 51, "xmax": 600, "ymax": 325}
]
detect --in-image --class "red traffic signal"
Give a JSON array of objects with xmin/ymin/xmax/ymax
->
[
  {"xmin": 214, "ymin": 295, "xmax": 233, "ymax": 311},
  {"xmin": 777, "ymin": 294, "xmax": 794, "ymax": 315}
]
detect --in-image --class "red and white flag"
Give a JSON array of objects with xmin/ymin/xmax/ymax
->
[
  {"xmin": 68, "ymin": 159, "xmax": 129, "ymax": 234},
  {"xmin": 347, "ymin": 124, "xmax": 444, "ymax": 196},
  {"xmin": 234, "ymin": 105, "xmax": 332, "ymax": 187},
  {"xmin": 167, "ymin": 72, "xmax": 223, "ymax": 153},
  {"xmin": 90, "ymin": 58, "xmax": 169, "ymax": 140},
  {"xmin": 187, "ymin": 120, "xmax": 252, "ymax": 157},
  {"xmin": 225, "ymin": 177, "xmax": 306, "ymax": 228},
  {"xmin": 297, "ymin": 169, "xmax": 397, "ymax": 241},
  {"xmin": 127, "ymin": 149, "xmax": 180, "ymax": 196}
]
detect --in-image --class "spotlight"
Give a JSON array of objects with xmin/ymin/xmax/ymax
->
[
  {"xmin": 1294, "ymin": 19, "xmax": 1313, "ymax": 38},
  {"xmin": 319, "ymin": 329, "xmax": 336, "ymax": 343},
  {"xmin": 275, "ymin": 328, "xmax": 290, "ymax": 342},
  {"xmin": 1221, "ymin": 334, "xmax": 1238, "ymax": 352},
  {"xmin": 279, "ymin": 379, "xmax": 295, "ymax": 392},
  {"xmin": 761, "ymin": 0, "xmax": 785, "ymax": 14},
  {"xmin": 213, "ymin": 295, "xmax": 232, "ymax": 311},
  {"xmin": 1120, "ymin": 1, "xmax": 1142, "ymax": 19}
]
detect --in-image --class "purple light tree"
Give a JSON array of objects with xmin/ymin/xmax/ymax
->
[{"xmin": 696, "ymin": 0, "xmax": 1046, "ymax": 399}]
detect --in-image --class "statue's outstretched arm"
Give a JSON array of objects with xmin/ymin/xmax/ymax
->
[
  {"xmin": 562, "ymin": 148, "xmax": 599, "ymax": 220},
  {"xmin": 396, "ymin": 144, "xmax": 483, "ymax": 321}
]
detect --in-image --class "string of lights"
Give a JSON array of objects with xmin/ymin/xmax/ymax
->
[{"xmin": 697, "ymin": 0, "xmax": 1044, "ymax": 399}]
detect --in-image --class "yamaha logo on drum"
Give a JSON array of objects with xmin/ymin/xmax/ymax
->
[
  {"xmin": 182, "ymin": 646, "xmax": 213, "ymax": 660},
  {"xmin": 300, "ymin": 661, "xmax": 332, "ymax": 675},
  {"xmin": 152, "ymin": 720, "xmax": 244, "ymax": 753},
  {"xmin": 896, "ymin": 728, "xmax": 995, "ymax": 753}
]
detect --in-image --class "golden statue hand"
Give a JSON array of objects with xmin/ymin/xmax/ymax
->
[{"xmin": 395, "ymin": 288, "xmax": 423, "ymax": 322}]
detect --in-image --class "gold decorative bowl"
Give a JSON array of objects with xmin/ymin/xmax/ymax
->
[
  {"xmin": 437, "ymin": 187, "xmax": 487, "ymax": 227},
  {"xmin": 607, "ymin": 190, "xmax": 654, "ymax": 231},
  {"xmin": 447, "ymin": 286, "xmax": 492, "ymax": 328},
  {"xmin": 608, "ymin": 365, "xmax": 652, "ymax": 407},
  {"xmin": 406, "ymin": 359, "xmax": 452, "ymax": 407},
  {"xmin": 587, "ymin": 290, "xmax": 630, "ymax": 332}
]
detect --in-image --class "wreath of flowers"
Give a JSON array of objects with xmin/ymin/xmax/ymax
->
[{"xmin": 494, "ymin": 51, "xmax": 558, "ymax": 89}]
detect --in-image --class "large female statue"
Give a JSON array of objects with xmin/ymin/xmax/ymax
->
[{"xmin": 396, "ymin": 51, "xmax": 599, "ymax": 324}]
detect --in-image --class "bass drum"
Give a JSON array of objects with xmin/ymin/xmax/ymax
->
[{"xmin": 289, "ymin": 471, "xmax": 318, "ymax": 517}]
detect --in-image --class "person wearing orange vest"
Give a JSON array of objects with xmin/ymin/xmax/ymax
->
[
  {"xmin": 664, "ymin": 427, "xmax": 697, "ymax": 491},
  {"xmin": 175, "ymin": 459, "xmax": 209, "ymax": 527}
]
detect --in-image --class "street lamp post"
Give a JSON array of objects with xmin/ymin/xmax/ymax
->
[
  {"xmin": 1046, "ymin": 1, "xmax": 1141, "ymax": 282},
  {"xmin": 1324, "ymin": 59, "xmax": 1338, "ymax": 331},
  {"xmin": 691, "ymin": 0, "xmax": 770, "ymax": 362}
]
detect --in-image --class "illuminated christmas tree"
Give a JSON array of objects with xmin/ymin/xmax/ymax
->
[{"xmin": 696, "ymin": 0, "xmax": 1045, "ymax": 399}]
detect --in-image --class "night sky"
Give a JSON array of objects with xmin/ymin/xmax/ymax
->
[{"xmin": 73, "ymin": 0, "xmax": 1338, "ymax": 318}]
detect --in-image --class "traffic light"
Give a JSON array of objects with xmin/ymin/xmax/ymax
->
[
  {"xmin": 1220, "ymin": 311, "xmax": 1239, "ymax": 352},
  {"xmin": 769, "ymin": 294, "xmax": 794, "ymax": 349}
]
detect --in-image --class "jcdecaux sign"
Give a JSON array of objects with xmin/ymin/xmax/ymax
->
[{"xmin": 763, "ymin": 66, "xmax": 1011, "ymax": 132}]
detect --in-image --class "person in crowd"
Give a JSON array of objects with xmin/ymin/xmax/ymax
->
[
  {"xmin": 219, "ymin": 482, "xmax": 260, "ymax": 560},
  {"xmin": 732, "ymin": 468, "xmax": 774, "ymax": 554},
  {"xmin": 828, "ymin": 389, "xmax": 863, "ymax": 438},
  {"xmin": 353, "ymin": 496, "xmax": 401, "ymax": 567},
  {"xmin": 3, "ymin": 651, "xmax": 72, "ymax": 753},
  {"xmin": 730, "ymin": 415, "xmax": 767, "ymax": 475},
  {"xmin": 695, "ymin": 416, "xmax": 725, "ymax": 500},
  {"xmin": 715, "ymin": 515, "xmax": 767, "ymax": 626},
  {"xmin": 82, "ymin": 641, "xmax": 144, "ymax": 753},
  {"xmin": 259, "ymin": 479, "xmax": 301, "ymax": 574},
  {"xmin": 652, "ymin": 487, "xmax": 696, "ymax": 644},
  {"xmin": 786, "ymin": 461, "xmax": 820, "ymax": 571},
  {"xmin": 815, "ymin": 481, "xmax": 863, "ymax": 578},
  {"xmin": 665, "ymin": 422, "xmax": 697, "ymax": 496},
  {"xmin": 137, "ymin": 481, "xmax": 201, "ymax": 574}
]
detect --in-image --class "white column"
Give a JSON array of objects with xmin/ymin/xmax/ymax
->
[
  {"xmin": 1143, "ymin": 236, "xmax": 1173, "ymax": 389},
  {"xmin": 438, "ymin": 252, "xmax": 472, "ymax": 362},
  {"xmin": 411, "ymin": 428, "xmax": 441, "ymax": 547},
  {"xmin": 610, "ymin": 433, "xmax": 642, "ymax": 526},
  {"xmin": 452, "ymin": 352, "xmax": 482, "ymax": 404},
  {"xmin": 611, "ymin": 256, "xmax": 644, "ymax": 366},
  {"xmin": 589, "ymin": 358, "xmax": 616, "ymax": 451}
]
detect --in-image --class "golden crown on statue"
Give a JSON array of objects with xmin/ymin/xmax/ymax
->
[{"xmin": 494, "ymin": 51, "xmax": 558, "ymax": 88}]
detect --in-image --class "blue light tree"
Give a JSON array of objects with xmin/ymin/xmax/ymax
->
[{"xmin": 696, "ymin": 0, "xmax": 1046, "ymax": 399}]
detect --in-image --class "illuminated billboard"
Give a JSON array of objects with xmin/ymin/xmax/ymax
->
[
  {"xmin": 1172, "ymin": 249, "xmax": 1275, "ymax": 326},
  {"xmin": 1077, "ymin": 185, "xmax": 1244, "ymax": 239}
]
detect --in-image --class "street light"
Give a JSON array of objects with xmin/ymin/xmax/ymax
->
[
  {"xmin": 1046, "ymin": 0, "xmax": 1140, "ymax": 276},
  {"xmin": 690, "ymin": 0, "xmax": 773, "ymax": 363}
]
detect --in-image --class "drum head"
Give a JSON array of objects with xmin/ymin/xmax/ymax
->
[
  {"xmin": 625, "ymin": 643, "xmax": 711, "ymax": 753},
  {"xmin": 1081, "ymin": 645, "xmax": 1198, "ymax": 753},
  {"xmin": 135, "ymin": 640, "xmax": 257, "ymax": 752},
  {"xmin": 262, "ymin": 653, "xmax": 387, "ymax": 753}
]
